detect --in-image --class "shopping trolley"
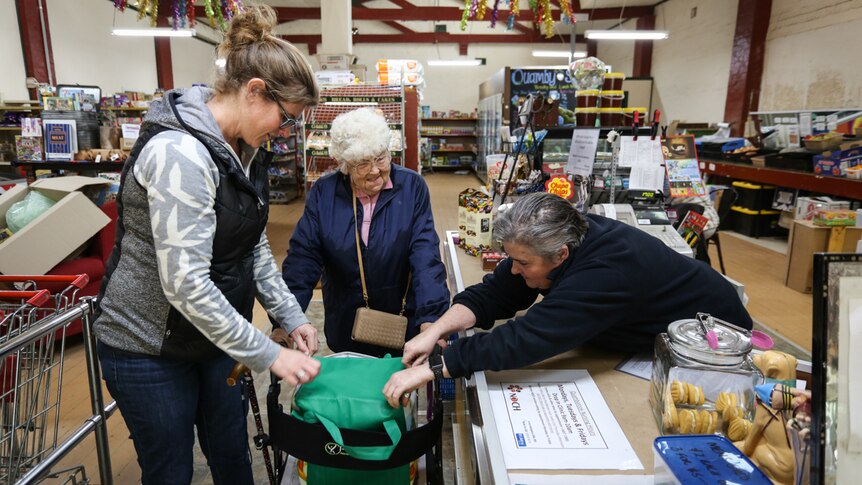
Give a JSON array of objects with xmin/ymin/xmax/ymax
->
[{"xmin": 0, "ymin": 274, "xmax": 111, "ymax": 484}]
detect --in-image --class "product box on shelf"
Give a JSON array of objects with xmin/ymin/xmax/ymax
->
[
  {"xmin": 0, "ymin": 176, "xmax": 110, "ymax": 275},
  {"xmin": 812, "ymin": 145, "xmax": 862, "ymax": 176},
  {"xmin": 481, "ymin": 251, "xmax": 507, "ymax": 271},
  {"xmin": 813, "ymin": 209, "xmax": 857, "ymax": 226},
  {"xmin": 794, "ymin": 196, "xmax": 850, "ymax": 220}
]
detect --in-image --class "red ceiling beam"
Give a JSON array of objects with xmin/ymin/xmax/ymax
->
[
  {"xmin": 724, "ymin": 0, "xmax": 772, "ymax": 137},
  {"xmin": 282, "ymin": 32, "xmax": 583, "ymax": 45},
  {"xmin": 16, "ymin": 0, "xmax": 56, "ymax": 92},
  {"xmin": 154, "ymin": 8, "xmax": 174, "ymax": 90},
  {"xmin": 632, "ymin": 15, "xmax": 655, "ymax": 77},
  {"xmin": 197, "ymin": 6, "xmax": 652, "ymax": 23}
]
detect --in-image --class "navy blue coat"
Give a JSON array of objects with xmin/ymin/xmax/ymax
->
[
  {"xmin": 443, "ymin": 214, "xmax": 753, "ymax": 378},
  {"xmin": 282, "ymin": 165, "xmax": 450, "ymax": 356}
]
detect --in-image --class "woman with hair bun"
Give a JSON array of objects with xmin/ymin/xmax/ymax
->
[
  {"xmin": 93, "ymin": 5, "xmax": 320, "ymax": 483},
  {"xmin": 282, "ymin": 107, "xmax": 450, "ymax": 357}
]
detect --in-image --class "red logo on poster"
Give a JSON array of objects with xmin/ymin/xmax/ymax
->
[{"xmin": 545, "ymin": 176, "xmax": 574, "ymax": 200}]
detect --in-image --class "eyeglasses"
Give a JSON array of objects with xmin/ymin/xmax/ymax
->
[
  {"xmin": 267, "ymin": 88, "xmax": 299, "ymax": 129},
  {"xmin": 351, "ymin": 153, "xmax": 391, "ymax": 175}
]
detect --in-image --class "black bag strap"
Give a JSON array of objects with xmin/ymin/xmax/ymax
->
[{"xmin": 268, "ymin": 400, "xmax": 443, "ymax": 471}]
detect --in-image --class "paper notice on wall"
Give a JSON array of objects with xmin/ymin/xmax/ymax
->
[
  {"xmin": 566, "ymin": 129, "xmax": 600, "ymax": 177},
  {"xmin": 486, "ymin": 369, "xmax": 642, "ymax": 471}
]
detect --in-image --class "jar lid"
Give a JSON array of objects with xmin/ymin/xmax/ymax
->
[
  {"xmin": 667, "ymin": 316, "xmax": 752, "ymax": 366},
  {"xmin": 598, "ymin": 108, "xmax": 624, "ymax": 113},
  {"xmin": 601, "ymin": 90, "xmax": 625, "ymax": 97},
  {"xmin": 574, "ymin": 107, "xmax": 600, "ymax": 113},
  {"xmin": 575, "ymin": 90, "xmax": 601, "ymax": 96},
  {"xmin": 605, "ymin": 72, "xmax": 626, "ymax": 79}
]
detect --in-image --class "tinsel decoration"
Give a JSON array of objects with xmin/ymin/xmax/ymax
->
[
  {"xmin": 217, "ymin": 0, "xmax": 228, "ymax": 27},
  {"xmin": 510, "ymin": 0, "xmax": 519, "ymax": 17},
  {"xmin": 460, "ymin": 0, "xmax": 471, "ymax": 31},
  {"xmin": 137, "ymin": 0, "xmax": 149, "ymax": 20},
  {"xmin": 114, "ymin": 0, "xmax": 128, "ymax": 11},
  {"xmin": 469, "ymin": 0, "xmax": 479, "ymax": 18},
  {"xmin": 186, "ymin": 0, "xmax": 196, "ymax": 28},
  {"xmin": 490, "ymin": 0, "xmax": 501, "ymax": 27},
  {"xmin": 149, "ymin": 0, "xmax": 159, "ymax": 27},
  {"xmin": 476, "ymin": 0, "xmax": 488, "ymax": 20},
  {"xmin": 507, "ymin": 13, "xmax": 515, "ymax": 30},
  {"xmin": 204, "ymin": 0, "xmax": 217, "ymax": 28},
  {"xmin": 540, "ymin": 0, "xmax": 554, "ymax": 38},
  {"xmin": 173, "ymin": 0, "xmax": 181, "ymax": 29},
  {"xmin": 528, "ymin": 0, "xmax": 537, "ymax": 11},
  {"xmin": 559, "ymin": 0, "xmax": 576, "ymax": 25}
]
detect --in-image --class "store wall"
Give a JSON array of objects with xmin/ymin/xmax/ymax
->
[
  {"xmin": 651, "ymin": 0, "xmax": 738, "ymax": 124},
  {"xmin": 596, "ymin": 20, "xmax": 635, "ymax": 77},
  {"xmin": 0, "ymin": 2, "xmax": 31, "ymax": 101},
  {"xmin": 46, "ymin": 0, "xmax": 158, "ymax": 94},
  {"xmin": 760, "ymin": 0, "xmax": 862, "ymax": 110},
  {"xmin": 172, "ymin": 37, "xmax": 219, "ymax": 89}
]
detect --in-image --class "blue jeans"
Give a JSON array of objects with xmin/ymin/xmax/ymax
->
[{"xmin": 98, "ymin": 342, "xmax": 253, "ymax": 485}]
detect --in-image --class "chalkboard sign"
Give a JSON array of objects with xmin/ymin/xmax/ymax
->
[{"xmin": 509, "ymin": 68, "xmax": 576, "ymax": 127}]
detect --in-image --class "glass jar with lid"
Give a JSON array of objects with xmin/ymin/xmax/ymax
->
[{"xmin": 649, "ymin": 313, "xmax": 763, "ymax": 436}]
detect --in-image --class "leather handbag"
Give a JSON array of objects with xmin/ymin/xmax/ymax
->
[{"xmin": 350, "ymin": 188, "xmax": 410, "ymax": 350}]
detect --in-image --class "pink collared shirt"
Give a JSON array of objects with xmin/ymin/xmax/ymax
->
[{"xmin": 355, "ymin": 177, "xmax": 394, "ymax": 245}]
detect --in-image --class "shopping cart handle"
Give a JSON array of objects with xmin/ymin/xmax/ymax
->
[
  {"xmin": 0, "ymin": 289, "xmax": 52, "ymax": 307},
  {"xmin": 0, "ymin": 274, "xmax": 90, "ymax": 286},
  {"xmin": 71, "ymin": 274, "xmax": 90, "ymax": 289}
]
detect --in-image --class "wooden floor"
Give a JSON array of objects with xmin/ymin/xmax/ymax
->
[{"xmin": 45, "ymin": 171, "xmax": 812, "ymax": 484}]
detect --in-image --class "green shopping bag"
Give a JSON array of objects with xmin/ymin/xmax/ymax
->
[{"xmin": 291, "ymin": 354, "xmax": 413, "ymax": 484}]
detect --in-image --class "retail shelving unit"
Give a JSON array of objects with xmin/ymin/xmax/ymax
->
[
  {"xmin": 301, "ymin": 84, "xmax": 405, "ymax": 192},
  {"xmin": 265, "ymin": 126, "xmax": 302, "ymax": 204},
  {"xmin": 0, "ymin": 101, "xmax": 42, "ymax": 169},
  {"xmin": 420, "ymin": 117, "xmax": 477, "ymax": 171}
]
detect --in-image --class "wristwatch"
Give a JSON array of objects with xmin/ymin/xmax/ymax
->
[{"xmin": 428, "ymin": 354, "xmax": 445, "ymax": 381}]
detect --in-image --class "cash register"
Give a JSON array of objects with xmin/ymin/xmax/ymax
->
[{"xmin": 590, "ymin": 190, "xmax": 694, "ymax": 258}]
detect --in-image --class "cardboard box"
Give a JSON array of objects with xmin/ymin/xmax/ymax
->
[
  {"xmin": 827, "ymin": 226, "xmax": 862, "ymax": 252},
  {"xmin": 0, "ymin": 176, "xmax": 110, "ymax": 275},
  {"xmin": 812, "ymin": 146, "xmax": 862, "ymax": 176},
  {"xmin": 785, "ymin": 220, "xmax": 831, "ymax": 293}
]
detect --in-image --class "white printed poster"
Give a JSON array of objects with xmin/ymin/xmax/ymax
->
[{"xmin": 486, "ymin": 369, "xmax": 642, "ymax": 470}]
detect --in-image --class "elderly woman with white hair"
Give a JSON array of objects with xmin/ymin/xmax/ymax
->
[
  {"xmin": 383, "ymin": 191, "xmax": 753, "ymax": 407},
  {"xmin": 281, "ymin": 107, "xmax": 450, "ymax": 357}
]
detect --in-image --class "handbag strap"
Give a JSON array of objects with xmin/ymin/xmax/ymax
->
[{"xmin": 352, "ymin": 186, "xmax": 410, "ymax": 315}]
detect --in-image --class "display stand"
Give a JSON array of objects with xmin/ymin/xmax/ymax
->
[{"xmin": 301, "ymin": 84, "xmax": 406, "ymax": 192}]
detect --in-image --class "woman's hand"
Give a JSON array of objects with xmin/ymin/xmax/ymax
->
[
  {"xmin": 383, "ymin": 365, "xmax": 434, "ymax": 408},
  {"xmin": 402, "ymin": 326, "xmax": 443, "ymax": 367},
  {"xmin": 290, "ymin": 323, "xmax": 319, "ymax": 356},
  {"xmin": 269, "ymin": 347, "xmax": 321, "ymax": 387}
]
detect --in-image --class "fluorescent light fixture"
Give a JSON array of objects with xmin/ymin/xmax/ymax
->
[
  {"xmin": 112, "ymin": 28, "xmax": 196, "ymax": 37},
  {"xmin": 585, "ymin": 30, "xmax": 669, "ymax": 40},
  {"xmin": 532, "ymin": 50, "xmax": 587, "ymax": 58},
  {"xmin": 427, "ymin": 59, "xmax": 484, "ymax": 67}
]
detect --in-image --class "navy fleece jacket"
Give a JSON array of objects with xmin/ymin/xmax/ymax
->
[{"xmin": 443, "ymin": 214, "xmax": 752, "ymax": 378}]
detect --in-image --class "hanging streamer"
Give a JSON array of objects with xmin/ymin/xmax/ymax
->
[
  {"xmin": 187, "ymin": 0, "xmax": 196, "ymax": 28},
  {"xmin": 490, "ymin": 0, "xmax": 501, "ymax": 27},
  {"xmin": 540, "ymin": 0, "xmax": 554, "ymax": 38},
  {"xmin": 137, "ymin": 0, "xmax": 149, "ymax": 20},
  {"xmin": 469, "ymin": 0, "xmax": 479, "ymax": 18},
  {"xmin": 461, "ymin": 0, "xmax": 471, "ymax": 31},
  {"xmin": 173, "ymin": 0, "xmax": 181, "ymax": 29},
  {"xmin": 215, "ymin": 0, "xmax": 227, "ymax": 29},
  {"xmin": 560, "ymin": 0, "xmax": 576, "ymax": 25},
  {"xmin": 507, "ymin": 13, "xmax": 515, "ymax": 30},
  {"xmin": 510, "ymin": 0, "xmax": 520, "ymax": 17},
  {"xmin": 149, "ymin": 0, "xmax": 159, "ymax": 27},
  {"xmin": 476, "ymin": 0, "xmax": 488, "ymax": 20}
]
